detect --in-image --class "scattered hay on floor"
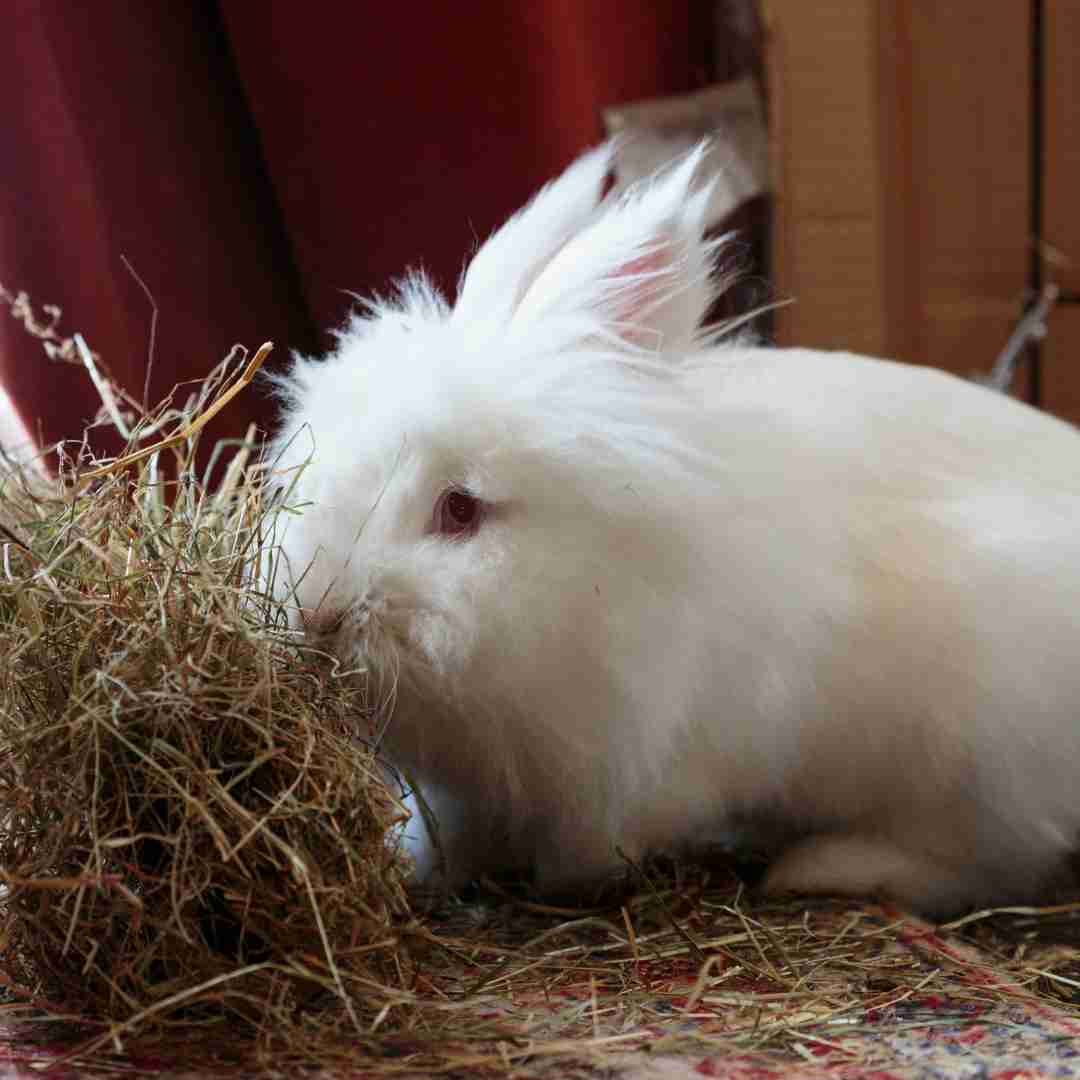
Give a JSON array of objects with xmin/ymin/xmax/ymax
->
[{"xmin": 362, "ymin": 863, "xmax": 1076, "ymax": 1076}]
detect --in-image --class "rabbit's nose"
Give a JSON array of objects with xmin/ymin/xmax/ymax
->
[{"xmin": 299, "ymin": 606, "xmax": 347, "ymax": 637}]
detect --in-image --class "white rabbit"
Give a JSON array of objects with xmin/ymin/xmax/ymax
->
[{"xmin": 267, "ymin": 144, "xmax": 1080, "ymax": 916}]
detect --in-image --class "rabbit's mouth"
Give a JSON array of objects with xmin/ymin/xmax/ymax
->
[{"xmin": 302, "ymin": 594, "xmax": 467, "ymax": 692}]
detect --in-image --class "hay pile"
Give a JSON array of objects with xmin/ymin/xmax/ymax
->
[{"xmin": 0, "ymin": 303, "xmax": 417, "ymax": 1063}]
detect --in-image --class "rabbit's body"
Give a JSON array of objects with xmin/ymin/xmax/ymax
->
[{"xmin": 269, "ymin": 145, "xmax": 1080, "ymax": 915}]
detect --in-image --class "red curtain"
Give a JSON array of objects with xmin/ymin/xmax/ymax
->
[{"xmin": 1, "ymin": 1, "xmax": 724, "ymax": 459}]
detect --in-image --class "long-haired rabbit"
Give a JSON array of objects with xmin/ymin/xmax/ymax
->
[{"xmin": 267, "ymin": 144, "xmax": 1080, "ymax": 916}]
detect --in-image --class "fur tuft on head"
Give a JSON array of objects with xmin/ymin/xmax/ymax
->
[
  {"xmin": 502, "ymin": 142, "xmax": 719, "ymax": 355},
  {"xmin": 268, "ymin": 141, "xmax": 732, "ymax": 500},
  {"xmin": 454, "ymin": 140, "xmax": 722, "ymax": 357}
]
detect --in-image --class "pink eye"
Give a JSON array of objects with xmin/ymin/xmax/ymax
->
[{"xmin": 433, "ymin": 487, "xmax": 484, "ymax": 537}]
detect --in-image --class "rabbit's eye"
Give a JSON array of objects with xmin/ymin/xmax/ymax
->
[{"xmin": 434, "ymin": 487, "xmax": 483, "ymax": 538}]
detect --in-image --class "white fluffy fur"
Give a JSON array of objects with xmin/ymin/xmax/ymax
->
[{"xmin": 268, "ymin": 143, "xmax": 1080, "ymax": 915}]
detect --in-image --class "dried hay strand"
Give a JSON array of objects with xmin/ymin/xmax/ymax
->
[
  {"xmin": 0, "ymin": 292, "xmax": 418, "ymax": 1062},
  {"xmin": 403, "ymin": 875, "xmax": 1080, "ymax": 1077}
]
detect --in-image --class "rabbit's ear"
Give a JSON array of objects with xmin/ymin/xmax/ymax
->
[
  {"xmin": 512, "ymin": 145, "xmax": 716, "ymax": 354},
  {"xmin": 454, "ymin": 144, "xmax": 613, "ymax": 328}
]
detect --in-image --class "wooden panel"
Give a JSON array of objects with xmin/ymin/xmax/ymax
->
[
  {"xmin": 765, "ymin": 0, "xmax": 892, "ymax": 356},
  {"xmin": 1042, "ymin": 1, "xmax": 1080, "ymax": 423},
  {"xmin": 905, "ymin": 4, "xmax": 1030, "ymax": 377},
  {"xmin": 875, "ymin": 3, "xmax": 918, "ymax": 365},
  {"xmin": 1045, "ymin": 0, "xmax": 1080, "ymax": 292},
  {"xmin": 769, "ymin": 4, "xmax": 879, "ymax": 220},
  {"xmin": 1042, "ymin": 305, "xmax": 1080, "ymax": 425},
  {"xmin": 766, "ymin": 2, "xmax": 1029, "ymax": 375},
  {"xmin": 783, "ymin": 220, "xmax": 886, "ymax": 351}
]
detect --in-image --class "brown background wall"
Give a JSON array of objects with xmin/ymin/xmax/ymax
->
[
  {"xmin": 766, "ymin": 0, "xmax": 1079, "ymax": 423},
  {"xmin": 1044, "ymin": 1, "xmax": 1080, "ymax": 421}
]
